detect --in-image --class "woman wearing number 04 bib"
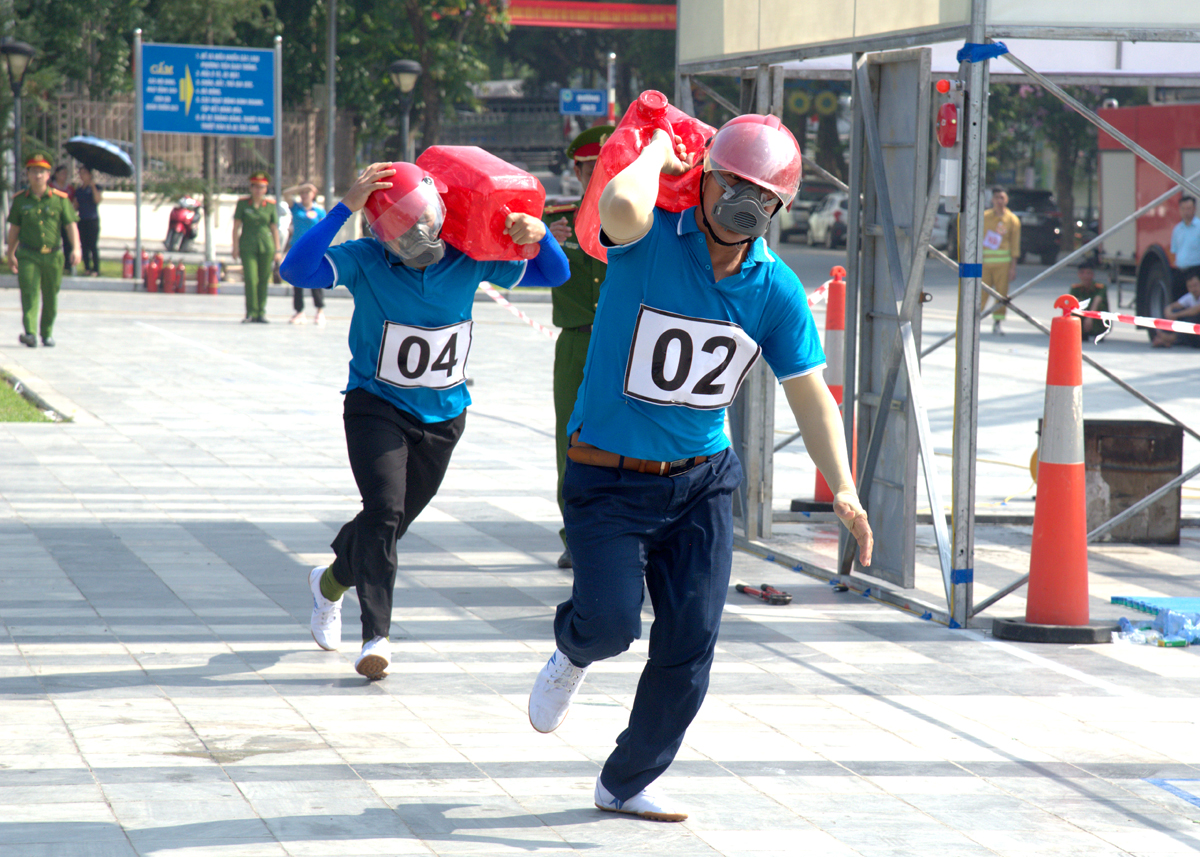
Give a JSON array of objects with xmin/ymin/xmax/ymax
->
[
  {"xmin": 526, "ymin": 114, "xmax": 874, "ymax": 822},
  {"xmin": 280, "ymin": 162, "xmax": 568, "ymax": 680}
]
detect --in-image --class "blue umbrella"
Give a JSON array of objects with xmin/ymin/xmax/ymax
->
[{"xmin": 64, "ymin": 135, "xmax": 135, "ymax": 179}]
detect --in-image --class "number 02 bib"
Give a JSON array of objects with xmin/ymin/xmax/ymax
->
[
  {"xmin": 623, "ymin": 306, "xmax": 760, "ymax": 410},
  {"xmin": 376, "ymin": 320, "xmax": 472, "ymax": 390}
]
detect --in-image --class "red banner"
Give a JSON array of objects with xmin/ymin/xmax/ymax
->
[{"xmin": 507, "ymin": 0, "xmax": 676, "ymax": 30}]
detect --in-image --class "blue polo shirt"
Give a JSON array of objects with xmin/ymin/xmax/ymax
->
[
  {"xmin": 326, "ymin": 238, "xmax": 526, "ymax": 423},
  {"xmin": 568, "ymin": 206, "xmax": 825, "ymax": 461},
  {"xmin": 290, "ymin": 202, "xmax": 326, "ymax": 241},
  {"xmin": 1172, "ymin": 217, "xmax": 1200, "ymax": 268}
]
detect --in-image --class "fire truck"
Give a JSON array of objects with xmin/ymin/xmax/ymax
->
[{"xmin": 1098, "ymin": 103, "xmax": 1200, "ymax": 327}]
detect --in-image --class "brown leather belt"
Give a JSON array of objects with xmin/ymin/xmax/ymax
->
[{"xmin": 567, "ymin": 431, "xmax": 708, "ymax": 476}]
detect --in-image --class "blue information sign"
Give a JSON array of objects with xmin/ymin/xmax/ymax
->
[
  {"xmin": 559, "ymin": 88, "xmax": 608, "ymax": 116},
  {"xmin": 142, "ymin": 43, "xmax": 275, "ymax": 137}
]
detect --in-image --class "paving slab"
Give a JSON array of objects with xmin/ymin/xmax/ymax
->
[{"xmin": 0, "ymin": 285, "xmax": 1198, "ymax": 856}]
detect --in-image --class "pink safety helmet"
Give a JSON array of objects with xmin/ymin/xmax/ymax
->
[
  {"xmin": 362, "ymin": 162, "xmax": 448, "ymax": 247},
  {"xmin": 703, "ymin": 114, "xmax": 803, "ymax": 209}
]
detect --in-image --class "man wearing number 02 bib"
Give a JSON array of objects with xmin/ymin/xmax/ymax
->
[
  {"xmin": 280, "ymin": 162, "xmax": 569, "ymax": 679},
  {"xmin": 526, "ymin": 114, "xmax": 874, "ymax": 822}
]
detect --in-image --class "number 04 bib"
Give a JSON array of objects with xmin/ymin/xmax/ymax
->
[
  {"xmin": 376, "ymin": 320, "xmax": 472, "ymax": 390},
  {"xmin": 623, "ymin": 306, "xmax": 760, "ymax": 410}
]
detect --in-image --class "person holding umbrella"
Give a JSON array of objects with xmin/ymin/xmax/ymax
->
[
  {"xmin": 6, "ymin": 153, "xmax": 80, "ymax": 347},
  {"xmin": 232, "ymin": 171, "xmax": 282, "ymax": 323},
  {"xmin": 73, "ymin": 166, "xmax": 103, "ymax": 276}
]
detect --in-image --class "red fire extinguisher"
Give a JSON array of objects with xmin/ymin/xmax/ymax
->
[
  {"xmin": 197, "ymin": 262, "xmax": 209, "ymax": 293},
  {"xmin": 164, "ymin": 261, "xmax": 178, "ymax": 293},
  {"xmin": 144, "ymin": 256, "xmax": 158, "ymax": 292},
  {"xmin": 122, "ymin": 248, "xmax": 134, "ymax": 279},
  {"xmin": 207, "ymin": 261, "xmax": 220, "ymax": 294}
]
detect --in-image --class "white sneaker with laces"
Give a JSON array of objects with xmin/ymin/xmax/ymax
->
[
  {"xmin": 594, "ymin": 776, "xmax": 688, "ymax": 822},
  {"xmin": 308, "ymin": 566, "xmax": 342, "ymax": 651},
  {"xmin": 355, "ymin": 636, "xmax": 390, "ymax": 679},
  {"xmin": 528, "ymin": 648, "xmax": 589, "ymax": 733}
]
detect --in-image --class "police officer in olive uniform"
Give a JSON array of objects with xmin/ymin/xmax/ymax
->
[
  {"xmin": 546, "ymin": 125, "xmax": 613, "ymax": 568},
  {"xmin": 6, "ymin": 154, "xmax": 80, "ymax": 347},
  {"xmin": 232, "ymin": 170, "xmax": 282, "ymax": 323}
]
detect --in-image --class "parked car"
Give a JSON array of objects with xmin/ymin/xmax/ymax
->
[
  {"xmin": 932, "ymin": 202, "xmax": 951, "ymax": 251},
  {"xmin": 781, "ymin": 181, "xmax": 840, "ymax": 241},
  {"xmin": 807, "ymin": 192, "xmax": 848, "ymax": 248},
  {"xmin": 946, "ymin": 189, "xmax": 1063, "ymax": 265},
  {"xmin": 1007, "ymin": 188, "xmax": 1063, "ymax": 265}
]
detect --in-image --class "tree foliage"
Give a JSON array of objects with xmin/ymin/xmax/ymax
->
[
  {"xmin": 142, "ymin": 0, "xmax": 278, "ymax": 46},
  {"xmin": 989, "ymin": 83, "xmax": 1147, "ymax": 250}
]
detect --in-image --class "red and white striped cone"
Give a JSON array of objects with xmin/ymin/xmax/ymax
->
[
  {"xmin": 792, "ymin": 266, "xmax": 856, "ymax": 513},
  {"xmin": 815, "ymin": 266, "xmax": 848, "ymax": 504},
  {"xmin": 993, "ymin": 295, "xmax": 1117, "ymax": 644}
]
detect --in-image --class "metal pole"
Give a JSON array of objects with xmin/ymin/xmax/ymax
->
[
  {"xmin": 678, "ymin": 74, "xmax": 695, "ymax": 116},
  {"xmin": 12, "ymin": 90, "xmax": 19, "ymax": 188},
  {"xmin": 274, "ymin": 37, "xmax": 283, "ymax": 218},
  {"xmin": 689, "ymin": 75, "xmax": 739, "ymax": 118},
  {"xmin": 606, "ymin": 52, "xmax": 617, "ymax": 123},
  {"xmin": 950, "ymin": 0, "xmax": 989, "ymax": 627},
  {"xmin": 839, "ymin": 52, "xmax": 865, "ymax": 578},
  {"xmin": 1004, "ymin": 51, "xmax": 1200, "ymax": 202},
  {"xmin": 921, "ymin": 168, "xmax": 1200, "ymax": 359},
  {"xmin": 133, "ymin": 29, "xmax": 143, "ymax": 281},
  {"xmin": 401, "ymin": 100, "xmax": 411, "ymax": 163},
  {"xmin": 971, "ymin": 458, "xmax": 1200, "ymax": 617},
  {"xmin": 933, "ymin": 241, "xmax": 1200, "ymax": 446},
  {"xmin": 324, "ymin": 0, "xmax": 337, "ymax": 207},
  {"xmin": 847, "ymin": 57, "xmax": 953, "ymax": 597}
]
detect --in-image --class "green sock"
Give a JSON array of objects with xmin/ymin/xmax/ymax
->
[{"xmin": 320, "ymin": 563, "xmax": 350, "ymax": 602}]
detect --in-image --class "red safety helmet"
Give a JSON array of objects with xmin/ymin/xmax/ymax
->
[
  {"xmin": 703, "ymin": 114, "xmax": 803, "ymax": 209},
  {"xmin": 363, "ymin": 162, "xmax": 447, "ymax": 245}
]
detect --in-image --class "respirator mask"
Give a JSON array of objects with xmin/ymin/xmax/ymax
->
[
  {"xmin": 707, "ymin": 170, "xmax": 780, "ymax": 239},
  {"xmin": 386, "ymin": 213, "xmax": 446, "ymax": 268}
]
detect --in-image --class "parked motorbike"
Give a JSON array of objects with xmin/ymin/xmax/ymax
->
[{"xmin": 165, "ymin": 196, "xmax": 201, "ymax": 252}]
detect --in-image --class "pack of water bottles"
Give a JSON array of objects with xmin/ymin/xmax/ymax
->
[{"xmin": 1112, "ymin": 611, "xmax": 1200, "ymax": 647}]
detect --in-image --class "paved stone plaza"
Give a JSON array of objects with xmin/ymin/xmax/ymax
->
[{"xmin": 1, "ymin": 282, "xmax": 1198, "ymax": 856}]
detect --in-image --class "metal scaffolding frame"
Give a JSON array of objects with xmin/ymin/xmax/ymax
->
[{"xmin": 677, "ymin": 3, "xmax": 1200, "ymax": 628}]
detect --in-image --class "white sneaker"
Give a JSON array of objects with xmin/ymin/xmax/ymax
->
[
  {"xmin": 314, "ymin": 310, "xmax": 327, "ymax": 327},
  {"xmin": 528, "ymin": 648, "xmax": 589, "ymax": 733},
  {"xmin": 355, "ymin": 636, "xmax": 390, "ymax": 679},
  {"xmin": 308, "ymin": 566, "xmax": 342, "ymax": 651},
  {"xmin": 289, "ymin": 311, "xmax": 308, "ymax": 325},
  {"xmin": 992, "ymin": 319, "xmax": 1004, "ymax": 335},
  {"xmin": 594, "ymin": 776, "xmax": 688, "ymax": 822}
]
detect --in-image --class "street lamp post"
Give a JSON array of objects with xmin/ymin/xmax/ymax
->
[
  {"xmin": 1, "ymin": 39, "xmax": 36, "ymax": 186},
  {"xmin": 388, "ymin": 59, "xmax": 422, "ymax": 163}
]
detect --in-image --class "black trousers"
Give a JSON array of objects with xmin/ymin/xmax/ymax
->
[
  {"xmin": 293, "ymin": 286, "xmax": 326, "ymax": 311},
  {"xmin": 78, "ymin": 219, "xmax": 100, "ymax": 273},
  {"xmin": 330, "ymin": 388, "xmax": 465, "ymax": 641}
]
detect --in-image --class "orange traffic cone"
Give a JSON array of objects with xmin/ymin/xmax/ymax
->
[
  {"xmin": 794, "ymin": 266, "xmax": 856, "ymax": 513},
  {"xmin": 815, "ymin": 265, "xmax": 848, "ymax": 504},
  {"xmin": 993, "ymin": 295, "xmax": 1116, "ymax": 643}
]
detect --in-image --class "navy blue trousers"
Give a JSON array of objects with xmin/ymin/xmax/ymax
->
[{"xmin": 556, "ymin": 447, "xmax": 742, "ymax": 800}]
